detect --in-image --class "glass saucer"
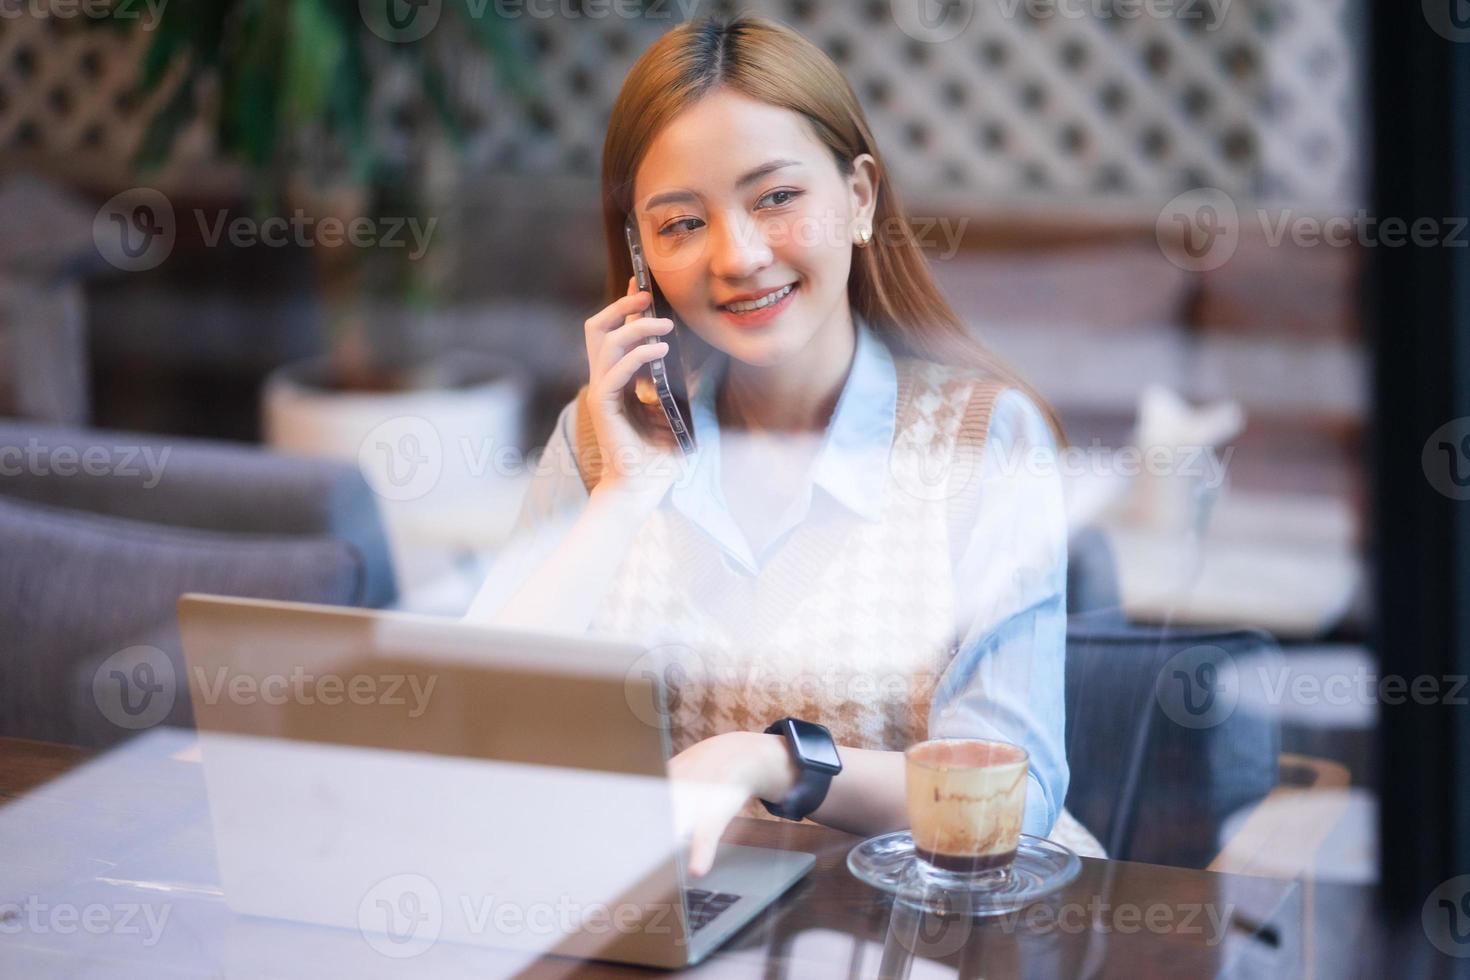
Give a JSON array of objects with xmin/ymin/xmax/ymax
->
[{"xmin": 847, "ymin": 832, "xmax": 1082, "ymax": 917}]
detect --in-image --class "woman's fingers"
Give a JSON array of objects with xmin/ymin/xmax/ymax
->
[
  {"xmin": 600, "ymin": 318, "xmax": 673, "ymax": 370},
  {"xmin": 584, "ymin": 290, "xmax": 650, "ymax": 341},
  {"xmin": 597, "ymin": 341, "xmax": 668, "ymax": 397},
  {"xmin": 671, "ymin": 783, "xmax": 746, "ymax": 878},
  {"xmin": 688, "ymin": 824, "xmax": 717, "ymax": 878},
  {"xmin": 667, "ymin": 741, "xmax": 749, "ymax": 879},
  {"xmin": 692, "ymin": 787, "xmax": 747, "ymax": 876}
]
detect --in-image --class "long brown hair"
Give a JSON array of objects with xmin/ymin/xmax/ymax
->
[{"xmin": 600, "ymin": 13, "xmax": 1062, "ymax": 438}]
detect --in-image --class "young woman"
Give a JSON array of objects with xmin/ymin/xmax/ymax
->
[{"xmin": 467, "ymin": 14, "xmax": 1102, "ymax": 873}]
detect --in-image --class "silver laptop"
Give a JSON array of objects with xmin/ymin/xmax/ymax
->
[{"xmin": 177, "ymin": 594, "xmax": 814, "ymax": 969}]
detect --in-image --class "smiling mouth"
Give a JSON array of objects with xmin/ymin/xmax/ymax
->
[{"xmin": 718, "ymin": 282, "xmax": 796, "ymax": 313}]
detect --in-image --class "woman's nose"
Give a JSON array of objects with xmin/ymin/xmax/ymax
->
[{"xmin": 708, "ymin": 212, "xmax": 772, "ymax": 280}]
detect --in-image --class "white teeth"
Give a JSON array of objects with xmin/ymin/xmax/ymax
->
[{"xmin": 723, "ymin": 283, "xmax": 793, "ymax": 313}]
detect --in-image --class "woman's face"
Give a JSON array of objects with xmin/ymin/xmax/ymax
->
[{"xmin": 631, "ymin": 88, "xmax": 878, "ymax": 369}]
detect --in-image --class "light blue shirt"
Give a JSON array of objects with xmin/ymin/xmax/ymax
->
[{"xmin": 469, "ymin": 318, "xmax": 1069, "ymax": 835}]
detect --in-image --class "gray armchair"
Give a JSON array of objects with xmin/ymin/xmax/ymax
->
[
  {"xmin": 1064, "ymin": 614, "xmax": 1283, "ymax": 868},
  {"xmin": 1063, "ymin": 527, "xmax": 1292, "ymax": 869},
  {"xmin": 0, "ymin": 421, "xmax": 396, "ymax": 747}
]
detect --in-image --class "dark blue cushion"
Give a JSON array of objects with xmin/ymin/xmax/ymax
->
[{"xmin": 1064, "ymin": 612, "xmax": 1281, "ymax": 868}]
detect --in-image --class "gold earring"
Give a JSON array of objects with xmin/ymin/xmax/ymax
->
[{"xmin": 855, "ymin": 225, "xmax": 873, "ymax": 248}]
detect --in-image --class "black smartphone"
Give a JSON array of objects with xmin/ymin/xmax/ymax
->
[{"xmin": 624, "ymin": 213, "xmax": 696, "ymax": 456}]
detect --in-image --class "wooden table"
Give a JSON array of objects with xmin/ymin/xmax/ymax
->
[
  {"xmin": 0, "ymin": 736, "xmax": 1301, "ymax": 978},
  {"xmin": 0, "ymin": 737, "xmax": 87, "ymax": 801}
]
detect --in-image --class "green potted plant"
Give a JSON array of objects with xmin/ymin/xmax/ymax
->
[
  {"xmin": 120, "ymin": 0, "xmax": 546, "ymax": 576},
  {"xmin": 126, "ymin": 0, "xmax": 536, "ymax": 372}
]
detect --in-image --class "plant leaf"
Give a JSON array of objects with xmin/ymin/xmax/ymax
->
[
  {"xmin": 442, "ymin": 0, "xmax": 537, "ymax": 104},
  {"xmin": 281, "ymin": 0, "xmax": 344, "ymax": 130},
  {"xmin": 130, "ymin": 68, "xmax": 200, "ymax": 171}
]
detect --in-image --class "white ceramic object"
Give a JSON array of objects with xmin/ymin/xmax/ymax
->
[{"xmin": 262, "ymin": 350, "xmax": 530, "ymax": 598}]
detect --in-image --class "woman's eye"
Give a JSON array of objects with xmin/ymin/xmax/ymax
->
[
  {"xmin": 757, "ymin": 189, "xmax": 802, "ymax": 209},
  {"xmin": 658, "ymin": 217, "xmax": 703, "ymax": 236}
]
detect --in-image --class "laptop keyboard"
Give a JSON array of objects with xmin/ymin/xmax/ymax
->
[{"xmin": 684, "ymin": 888, "xmax": 742, "ymax": 932}]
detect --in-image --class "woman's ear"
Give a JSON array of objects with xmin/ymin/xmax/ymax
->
[{"xmin": 848, "ymin": 152, "xmax": 880, "ymax": 231}]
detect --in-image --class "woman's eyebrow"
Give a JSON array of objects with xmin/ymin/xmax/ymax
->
[
  {"xmin": 733, "ymin": 158, "xmax": 803, "ymax": 188},
  {"xmin": 640, "ymin": 159, "xmax": 804, "ymax": 212}
]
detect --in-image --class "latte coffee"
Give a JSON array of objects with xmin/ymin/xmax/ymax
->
[{"xmin": 904, "ymin": 738, "xmax": 1029, "ymax": 874}]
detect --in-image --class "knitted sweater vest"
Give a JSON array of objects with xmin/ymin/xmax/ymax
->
[{"xmin": 572, "ymin": 356, "xmax": 1005, "ymax": 759}]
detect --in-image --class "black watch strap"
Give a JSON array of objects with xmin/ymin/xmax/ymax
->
[{"xmin": 760, "ymin": 718, "xmax": 841, "ymax": 821}]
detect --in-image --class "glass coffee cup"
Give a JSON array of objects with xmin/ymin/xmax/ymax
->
[{"xmin": 904, "ymin": 738, "xmax": 1029, "ymax": 885}]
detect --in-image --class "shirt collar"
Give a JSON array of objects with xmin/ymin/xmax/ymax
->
[
  {"xmin": 671, "ymin": 314, "xmax": 897, "ymax": 568},
  {"xmin": 809, "ymin": 314, "xmax": 896, "ymax": 523}
]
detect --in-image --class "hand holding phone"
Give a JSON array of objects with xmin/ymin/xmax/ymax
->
[
  {"xmin": 624, "ymin": 215, "xmax": 696, "ymax": 456},
  {"xmin": 579, "ymin": 281, "xmax": 677, "ymax": 493}
]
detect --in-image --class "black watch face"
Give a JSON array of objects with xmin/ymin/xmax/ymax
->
[{"xmin": 789, "ymin": 719, "xmax": 841, "ymax": 773}]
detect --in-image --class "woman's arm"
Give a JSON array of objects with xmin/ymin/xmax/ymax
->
[
  {"xmin": 930, "ymin": 388, "xmax": 1070, "ymax": 835},
  {"xmin": 488, "ymin": 478, "xmax": 670, "ymax": 632},
  {"xmin": 465, "ymin": 279, "xmax": 680, "ymax": 631},
  {"xmin": 671, "ymin": 732, "xmax": 909, "ymax": 875},
  {"xmin": 464, "ymin": 401, "xmax": 673, "ymax": 632},
  {"xmin": 804, "ymin": 744, "xmax": 907, "ymax": 835},
  {"xmin": 929, "ymin": 592, "xmax": 1069, "ymax": 836},
  {"xmin": 738, "ymin": 734, "xmax": 910, "ymax": 835}
]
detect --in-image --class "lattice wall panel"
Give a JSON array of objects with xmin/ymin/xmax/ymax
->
[
  {"xmin": 0, "ymin": 15, "xmax": 179, "ymax": 168},
  {"xmin": 423, "ymin": 0, "xmax": 1361, "ymax": 205},
  {"xmin": 0, "ymin": 0, "xmax": 1361, "ymax": 206}
]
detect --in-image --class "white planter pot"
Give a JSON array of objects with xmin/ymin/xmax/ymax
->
[{"xmin": 262, "ymin": 350, "xmax": 531, "ymax": 604}]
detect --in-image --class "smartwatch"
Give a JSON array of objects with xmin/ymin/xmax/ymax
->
[{"xmin": 760, "ymin": 718, "xmax": 842, "ymax": 821}]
